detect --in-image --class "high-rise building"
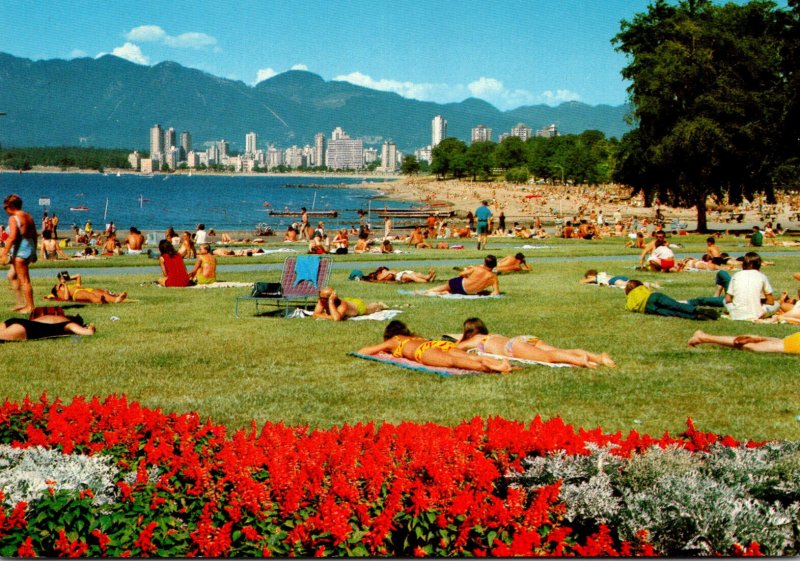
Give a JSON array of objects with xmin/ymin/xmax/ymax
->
[
  {"xmin": 536, "ymin": 124, "xmax": 559, "ymax": 138},
  {"xmin": 245, "ymin": 132, "xmax": 258, "ymax": 155},
  {"xmin": 326, "ymin": 127, "xmax": 363, "ymax": 169},
  {"xmin": 180, "ymin": 131, "xmax": 191, "ymax": 161},
  {"xmin": 471, "ymin": 124, "xmax": 492, "ymax": 144},
  {"xmin": 128, "ymin": 150, "xmax": 141, "ymax": 171},
  {"xmin": 149, "ymin": 124, "xmax": 163, "ymax": 165},
  {"xmin": 284, "ymin": 146, "xmax": 305, "ymax": 168},
  {"xmin": 217, "ymin": 140, "xmax": 229, "ymax": 158},
  {"xmin": 432, "ymin": 115, "xmax": 447, "ymax": 147},
  {"xmin": 380, "ymin": 141, "xmax": 398, "ymax": 172},
  {"xmin": 314, "ymin": 133, "xmax": 326, "ymax": 168},
  {"xmin": 364, "ymin": 147, "xmax": 378, "ymax": 164},
  {"xmin": 164, "ymin": 127, "xmax": 177, "ymax": 153},
  {"xmin": 415, "ymin": 146, "xmax": 432, "ymax": 164},
  {"xmin": 510, "ymin": 123, "xmax": 532, "ymax": 141},
  {"xmin": 267, "ymin": 146, "xmax": 282, "ymax": 169}
]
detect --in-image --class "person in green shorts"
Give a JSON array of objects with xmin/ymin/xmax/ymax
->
[{"xmin": 313, "ymin": 287, "xmax": 388, "ymax": 320}]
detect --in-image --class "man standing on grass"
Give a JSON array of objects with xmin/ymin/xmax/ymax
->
[{"xmin": 475, "ymin": 200, "xmax": 492, "ymax": 250}]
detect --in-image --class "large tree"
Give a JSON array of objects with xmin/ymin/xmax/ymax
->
[
  {"xmin": 465, "ymin": 141, "xmax": 496, "ymax": 180},
  {"xmin": 613, "ymin": 0, "xmax": 786, "ymax": 231},
  {"xmin": 430, "ymin": 138, "xmax": 468, "ymax": 179}
]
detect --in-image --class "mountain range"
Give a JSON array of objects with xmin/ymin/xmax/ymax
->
[{"xmin": 0, "ymin": 52, "xmax": 633, "ymax": 153}]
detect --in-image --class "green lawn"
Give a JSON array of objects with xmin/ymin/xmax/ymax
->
[{"xmin": 4, "ymin": 234, "xmax": 799, "ymax": 441}]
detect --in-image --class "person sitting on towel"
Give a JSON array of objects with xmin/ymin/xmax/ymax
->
[
  {"xmin": 425, "ymin": 255, "xmax": 500, "ymax": 296},
  {"xmin": 453, "ymin": 317, "xmax": 616, "ymax": 368},
  {"xmin": 356, "ymin": 320, "xmax": 512, "ymax": 373},
  {"xmin": 313, "ymin": 287, "xmax": 388, "ymax": 321}
]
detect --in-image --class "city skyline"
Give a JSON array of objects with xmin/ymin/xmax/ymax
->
[{"xmin": 0, "ymin": 0, "xmax": 659, "ymax": 110}]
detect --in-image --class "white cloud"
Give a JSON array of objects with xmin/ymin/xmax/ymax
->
[
  {"xmin": 125, "ymin": 25, "xmax": 167, "ymax": 43},
  {"xmin": 110, "ymin": 43, "xmax": 149, "ymax": 65},
  {"xmin": 124, "ymin": 25, "xmax": 217, "ymax": 49},
  {"xmin": 539, "ymin": 89, "xmax": 581, "ymax": 104},
  {"xmin": 68, "ymin": 49, "xmax": 87, "ymax": 59},
  {"xmin": 165, "ymin": 32, "xmax": 217, "ymax": 49},
  {"xmin": 256, "ymin": 67, "xmax": 278, "ymax": 83},
  {"xmin": 290, "ymin": 64, "xmax": 308, "ymax": 71},
  {"xmin": 334, "ymin": 71, "xmax": 465, "ymax": 103},
  {"xmin": 334, "ymin": 71, "xmax": 579, "ymax": 110}
]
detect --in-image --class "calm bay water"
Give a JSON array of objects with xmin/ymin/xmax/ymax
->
[{"xmin": 0, "ymin": 172, "xmax": 409, "ymax": 233}]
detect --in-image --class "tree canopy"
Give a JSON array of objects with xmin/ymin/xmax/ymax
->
[{"xmin": 613, "ymin": 0, "xmax": 798, "ymax": 231}]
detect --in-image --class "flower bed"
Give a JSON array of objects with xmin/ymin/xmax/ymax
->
[{"xmin": 0, "ymin": 394, "xmax": 795, "ymax": 557}]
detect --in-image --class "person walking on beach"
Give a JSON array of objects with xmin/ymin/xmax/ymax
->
[
  {"xmin": 0, "ymin": 194, "xmax": 38, "ymax": 313},
  {"xmin": 475, "ymin": 200, "xmax": 492, "ymax": 250}
]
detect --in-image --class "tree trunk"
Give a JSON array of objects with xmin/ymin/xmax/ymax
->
[{"xmin": 696, "ymin": 196, "xmax": 708, "ymax": 233}]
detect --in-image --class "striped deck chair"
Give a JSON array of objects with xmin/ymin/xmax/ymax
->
[{"xmin": 235, "ymin": 255, "xmax": 332, "ymax": 318}]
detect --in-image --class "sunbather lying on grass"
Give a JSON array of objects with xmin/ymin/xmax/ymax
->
[
  {"xmin": 453, "ymin": 317, "xmax": 616, "ymax": 368},
  {"xmin": 313, "ymin": 287, "xmax": 388, "ymax": 320},
  {"xmin": 688, "ymin": 330, "xmax": 800, "ymax": 354},
  {"xmin": 50, "ymin": 272, "xmax": 127, "ymax": 304},
  {"xmin": 362, "ymin": 266, "xmax": 436, "ymax": 283},
  {"xmin": 0, "ymin": 313, "xmax": 95, "ymax": 341},
  {"xmin": 357, "ymin": 320, "xmax": 513, "ymax": 373}
]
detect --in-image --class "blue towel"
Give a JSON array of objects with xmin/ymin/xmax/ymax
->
[{"xmin": 293, "ymin": 256, "xmax": 321, "ymax": 288}]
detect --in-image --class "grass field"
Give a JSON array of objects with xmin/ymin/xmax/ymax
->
[{"xmin": 3, "ymin": 233, "xmax": 799, "ymax": 441}]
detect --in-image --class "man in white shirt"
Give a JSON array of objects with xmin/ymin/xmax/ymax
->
[
  {"xmin": 725, "ymin": 252, "xmax": 779, "ymax": 320},
  {"xmin": 194, "ymin": 224, "xmax": 208, "ymax": 245}
]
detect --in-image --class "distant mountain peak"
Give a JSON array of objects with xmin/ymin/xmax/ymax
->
[{"xmin": 0, "ymin": 51, "xmax": 632, "ymax": 150}]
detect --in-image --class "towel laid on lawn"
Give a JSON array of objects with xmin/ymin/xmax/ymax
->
[
  {"xmin": 349, "ymin": 351, "xmax": 484, "ymax": 377},
  {"xmin": 469, "ymin": 349, "xmax": 574, "ymax": 368},
  {"xmin": 398, "ymin": 289, "xmax": 504, "ymax": 299}
]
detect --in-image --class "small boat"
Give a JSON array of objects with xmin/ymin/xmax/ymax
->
[
  {"xmin": 269, "ymin": 209, "xmax": 338, "ymax": 218},
  {"xmin": 69, "ymin": 205, "xmax": 90, "ymax": 212}
]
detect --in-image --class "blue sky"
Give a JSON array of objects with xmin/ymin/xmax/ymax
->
[{"xmin": 0, "ymin": 0, "xmax": 658, "ymax": 109}]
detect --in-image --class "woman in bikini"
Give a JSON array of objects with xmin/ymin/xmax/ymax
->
[
  {"xmin": 454, "ymin": 317, "xmax": 616, "ymax": 368},
  {"xmin": 362, "ymin": 266, "xmax": 436, "ymax": 283},
  {"xmin": 51, "ymin": 273, "xmax": 127, "ymax": 304},
  {"xmin": 40, "ymin": 229, "xmax": 67, "ymax": 260},
  {"xmin": 0, "ymin": 312, "xmax": 96, "ymax": 341},
  {"xmin": 357, "ymin": 320, "xmax": 513, "ymax": 373}
]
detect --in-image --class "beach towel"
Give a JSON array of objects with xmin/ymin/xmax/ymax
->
[
  {"xmin": 515, "ymin": 244, "xmax": 548, "ymax": 249},
  {"xmin": 398, "ymin": 289, "xmax": 504, "ymax": 299},
  {"xmin": 288, "ymin": 309, "xmax": 403, "ymax": 321},
  {"xmin": 349, "ymin": 351, "xmax": 484, "ymax": 377},
  {"xmin": 470, "ymin": 349, "xmax": 574, "ymax": 368},
  {"xmin": 294, "ymin": 255, "xmax": 320, "ymax": 288},
  {"xmin": 187, "ymin": 281, "xmax": 253, "ymax": 289}
]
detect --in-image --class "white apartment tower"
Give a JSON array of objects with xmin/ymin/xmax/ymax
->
[
  {"xmin": 326, "ymin": 127, "xmax": 363, "ymax": 170},
  {"xmin": 471, "ymin": 124, "xmax": 492, "ymax": 144},
  {"xmin": 381, "ymin": 141, "xmax": 398, "ymax": 172},
  {"xmin": 149, "ymin": 124, "xmax": 164, "ymax": 165},
  {"xmin": 245, "ymin": 132, "xmax": 258, "ymax": 155},
  {"xmin": 536, "ymin": 124, "xmax": 559, "ymax": 138},
  {"xmin": 314, "ymin": 133, "xmax": 326, "ymax": 168},
  {"xmin": 510, "ymin": 123, "xmax": 532, "ymax": 141},
  {"xmin": 432, "ymin": 115, "xmax": 447, "ymax": 147},
  {"xmin": 164, "ymin": 127, "xmax": 177, "ymax": 153}
]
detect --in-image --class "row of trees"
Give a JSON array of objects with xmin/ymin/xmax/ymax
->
[
  {"xmin": 0, "ymin": 147, "xmax": 133, "ymax": 172},
  {"xmin": 613, "ymin": 0, "xmax": 800, "ymax": 231},
  {"xmin": 413, "ymin": 131, "xmax": 619, "ymax": 185}
]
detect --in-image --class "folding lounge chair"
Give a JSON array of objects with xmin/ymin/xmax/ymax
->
[{"xmin": 234, "ymin": 255, "xmax": 332, "ymax": 318}]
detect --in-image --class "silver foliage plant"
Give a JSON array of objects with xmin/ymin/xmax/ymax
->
[
  {"xmin": 507, "ymin": 441, "xmax": 800, "ymax": 556},
  {"xmin": 0, "ymin": 445, "xmax": 119, "ymax": 506}
]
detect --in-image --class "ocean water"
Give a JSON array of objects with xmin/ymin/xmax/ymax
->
[{"xmin": 0, "ymin": 172, "xmax": 410, "ymax": 233}]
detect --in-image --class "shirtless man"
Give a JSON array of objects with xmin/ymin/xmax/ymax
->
[
  {"xmin": 705, "ymin": 237, "xmax": 724, "ymax": 263},
  {"xmin": 313, "ymin": 287, "xmax": 387, "ymax": 320},
  {"xmin": 638, "ymin": 229, "xmax": 667, "ymax": 269},
  {"xmin": 189, "ymin": 243, "xmax": 217, "ymax": 285},
  {"xmin": 496, "ymin": 253, "xmax": 532, "ymax": 273},
  {"xmin": 124, "ymin": 227, "xmax": 145, "ymax": 254},
  {"xmin": 426, "ymin": 255, "xmax": 500, "ymax": 296},
  {"xmin": 407, "ymin": 226, "xmax": 431, "ymax": 249}
]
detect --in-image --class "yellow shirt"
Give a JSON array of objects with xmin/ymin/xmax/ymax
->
[{"xmin": 625, "ymin": 285, "xmax": 651, "ymax": 313}]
